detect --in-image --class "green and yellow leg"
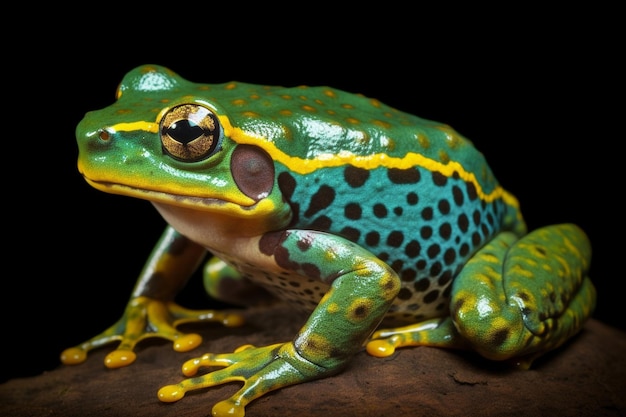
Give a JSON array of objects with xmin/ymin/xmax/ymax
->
[
  {"xmin": 367, "ymin": 224, "xmax": 595, "ymax": 368},
  {"xmin": 61, "ymin": 226, "xmax": 244, "ymax": 368},
  {"xmin": 158, "ymin": 230, "xmax": 400, "ymax": 417}
]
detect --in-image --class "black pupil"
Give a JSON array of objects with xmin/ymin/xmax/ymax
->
[{"xmin": 167, "ymin": 120, "xmax": 205, "ymax": 144}]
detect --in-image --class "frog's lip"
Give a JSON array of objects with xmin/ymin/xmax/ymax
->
[{"xmin": 83, "ymin": 177, "xmax": 255, "ymax": 210}]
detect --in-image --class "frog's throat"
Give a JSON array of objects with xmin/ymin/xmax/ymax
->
[{"xmin": 83, "ymin": 177, "xmax": 276, "ymax": 217}]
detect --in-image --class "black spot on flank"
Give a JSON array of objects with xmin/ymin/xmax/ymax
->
[
  {"xmin": 459, "ymin": 243, "xmax": 470, "ymax": 257},
  {"xmin": 340, "ymin": 227, "xmax": 360, "ymax": 243},
  {"xmin": 432, "ymin": 171, "xmax": 447, "ymax": 186},
  {"xmin": 438, "ymin": 200, "xmax": 450, "ymax": 215},
  {"xmin": 365, "ymin": 231, "xmax": 380, "ymax": 246},
  {"xmin": 420, "ymin": 226, "xmax": 432, "ymax": 239},
  {"xmin": 473, "ymin": 210, "xmax": 481, "ymax": 226},
  {"xmin": 472, "ymin": 232, "xmax": 482, "ymax": 246},
  {"xmin": 487, "ymin": 213, "xmax": 494, "ymax": 226},
  {"xmin": 401, "ymin": 268, "xmax": 417, "ymax": 282},
  {"xmin": 344, "ymin": 166, "xmax": 370, "ymax": 188},
  {"xmin": 424, "ymin": 289, "xmax": 440, "ymax": 304},
  {"xmin": 443, "ymin": 248, "xmax": 456, "ymax": 265},
  {"xmin": 304, "ymin": 185, "xmax": 335, "ymax": 217},
  {"xmin": 407, "ymin": 192, "xmax": 418, "ymax": 205},
  {"xmin": 390, "ymin": 260, "xmax": 404, "ymax": 273},
  {"xmin": 278, "ymin": 172, "xmax": 297, "ymax": 200},
  {"xmin": 393, "ymin": 207, "xmax": 403, "ymax": 216},
  {"xmin": 405, "ymin": 240, "xmax": 421, "ymax": 258},
  {"xmin": 310, "ymin": 216, "xmax": 332, "ymax": 231},
  {"xmin": 439, "ymin": 223, "xmax": 452, "ymax": 240},
  {"xmin": 397, "ymin": 288, "xmax": 413, "ymax": 300},
  {"xmin": 344, "ymin": 203, "xmax": 362, "ymax": 220},
  {"xmin": 452, "ymin": 185, "xmax": 464, "ymax": 206},
  {"xmin": 429, "ymin": 262, "xmax": 442, "ymax": 276},
  {"xmin": 387, "ymin": 231, "xmax": 404, "ymax": 247},
  {"xmin": 388, "ymin": 167, "xmax": 421, "ymax": 184},
  {"xmin": 414, "ymin": 278, "xmax": 430, "ymax": 292},
  {"xmin": 427, "ymin": 244, "xmax": 441, "ymax": 259},
  {"xmin": 373, "ymin": 204, "xmax": 388, "ymax": 218},
  {"xmin": 458, "ymin": 214, "xmax": 469, "ymax": 233},
  {"xmin": 438, "ymin": 270, "xmax": 452, "ymax": 286},
  {"xmin": 466, "ymin": 182, "xmax": 478, "ymax": 200}
]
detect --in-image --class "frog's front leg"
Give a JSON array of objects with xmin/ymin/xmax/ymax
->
[
  {"xmin": 368, "ymin": 223, "xmax": 595, "ymax": 368},
  {"xmin": 158, "ymin": 229, "xmax": 400, "ymax": 417},
  {"xmin": 61, "ymin": 226, "xmax": 244, "ymax": 368}
]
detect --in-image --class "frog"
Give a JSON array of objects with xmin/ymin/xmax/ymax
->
[{"xmin": 63, "ymin": 64, "xmax": 596, "ymax": 417}]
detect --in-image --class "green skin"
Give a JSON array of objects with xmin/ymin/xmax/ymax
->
[{"xmin": 64, "ymin": 65, "xmax": 596, "ymax": 417}]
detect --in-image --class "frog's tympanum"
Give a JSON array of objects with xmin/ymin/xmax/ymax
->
[{"xmin": 64, "ymin": 65, "xmax": 595, "ymax": 417}]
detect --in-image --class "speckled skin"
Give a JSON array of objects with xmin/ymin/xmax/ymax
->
[{"xmin": 64, "ymin": 65, "xmax": 595, "ymax": 417}]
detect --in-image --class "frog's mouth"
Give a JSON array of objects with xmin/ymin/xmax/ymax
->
[{"xmin": 82, "ymin": 177, "xmax": 266, "ymax": 216}]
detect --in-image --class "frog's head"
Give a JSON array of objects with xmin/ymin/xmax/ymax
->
[{"xmin": 76, "ymin": 65, "xmax": 289, "ymax": 225}]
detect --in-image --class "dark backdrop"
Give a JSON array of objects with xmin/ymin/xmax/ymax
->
[{"xmin": 3, "ymin": 14, "xmax": 619, "ymax": 384}]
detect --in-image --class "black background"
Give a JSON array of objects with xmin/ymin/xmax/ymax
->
[{"xmin": 3, "ymin": 11, "xmax": 620, "ymax": 384}]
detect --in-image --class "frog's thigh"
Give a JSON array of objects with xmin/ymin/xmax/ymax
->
[
  {"xmin": 203, "ymin": 257, "xmax": 275, "ymax": 306},
  {"xmin": 451, "ymin": 223, "xmax": 595, "ymax": 363}
]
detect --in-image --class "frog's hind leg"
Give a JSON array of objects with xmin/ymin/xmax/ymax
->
[{"xmin": 367, "ymin": 224, "xmax": 595, "ymax": 368}]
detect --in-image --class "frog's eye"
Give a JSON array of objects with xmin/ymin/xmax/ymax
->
[{"xmin": 160, "ymin": 104, "xmax": 222, "ymax": 162}]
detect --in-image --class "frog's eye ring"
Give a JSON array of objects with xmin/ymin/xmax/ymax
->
[{"xmin": 160, "ymin": 104, "xmax": 222, "ymax": 162}]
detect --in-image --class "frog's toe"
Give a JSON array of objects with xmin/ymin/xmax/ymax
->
[
  {"xmin": 366, "ymin": 317, "xmax": 469, "ymax": 358},
  {"xmin": 212, "ymin": 398, "xmax": 246, "ymax": 417},
  {"xmin": 159, "ymin": 342, "xmax": 327, "ymax": 417},
  {"xmin": 104, "ymin": 350, "xmax": 137, "ymax": 368},
  {"xmin": 60, "ymin": 347, "xmax": 88, "ymax": 365},
  {"xmin": 172, "ymin": 333, "xmax": 202, "ymax": 352},
  {"xmin": 365, "ymin": 338, "xmax": 398, "ymax": 357}
]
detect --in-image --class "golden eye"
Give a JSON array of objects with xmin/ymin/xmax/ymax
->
[{"xmin": 160, "ymin": 104, "xmax": 222, "ymax": 162}]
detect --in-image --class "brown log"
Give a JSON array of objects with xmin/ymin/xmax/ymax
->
[{"xmin": 1, "ymin": 303, "xmax": 625, "ymax": 417}]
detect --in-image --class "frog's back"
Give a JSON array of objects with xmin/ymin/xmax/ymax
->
[{"xmin": 189, "ymin": 83, "xmax": 524, "ymax": 322}]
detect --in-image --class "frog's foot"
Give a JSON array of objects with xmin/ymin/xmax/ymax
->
[
  {"xmin": 60, "ymin": 296, "xmax": 245, "ymax": 368},
  {"xmin": 158, "ymin": 342, "xmax": 330, "ymax": 417},
  {"xmin": 366, "ymin": 317, "xmax": 469, "ymax": 357}
]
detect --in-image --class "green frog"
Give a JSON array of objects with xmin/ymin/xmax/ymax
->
[{"xmin": 63, "ymin": 65, "xmax": 595, "ymax": 417}]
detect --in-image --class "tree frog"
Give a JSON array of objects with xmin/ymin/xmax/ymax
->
[{"xmin": 63, "ymin": 65, "xmax": 596, "ymax": 417}]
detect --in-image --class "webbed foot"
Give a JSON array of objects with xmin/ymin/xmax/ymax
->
[
  {"xmin": 61, "ymin": 296, "xmax": 244, "ymax": 368},
  {"xmin": 158, "ymin": 342, "xmax": 330, "ymax": 417}
]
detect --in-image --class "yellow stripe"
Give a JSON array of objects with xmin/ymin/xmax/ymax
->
[
  {"xmin": 219, "ymin": 116, "xmax": 513, "ymax": 204},
  {"xmin": 112, "ymin": 115, "xmax": 516, "ymax": 206},
  {"xmin": 111, "ymin": 121, "xmax": 159, "ymax": 133}
]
